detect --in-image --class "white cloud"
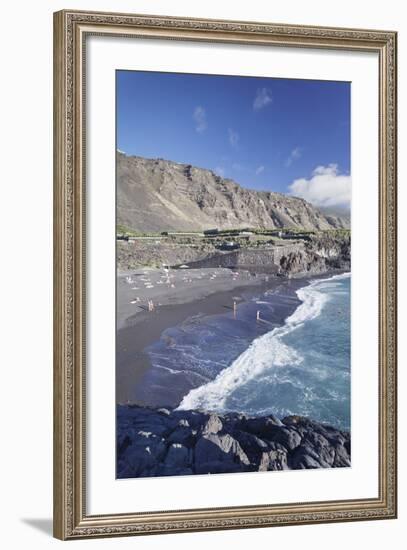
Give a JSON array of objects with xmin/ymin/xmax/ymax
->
[
  {"xmin": 253, "ymin": 88, "xmax": 272, "ymax": 111},
  {"xmin": 228, "ymin": 128, "xmax": 239, "ymax": 149},
  {"xmin": 214, "ymin": 166, "xmax": 225, "ymax": 178},
  {"xmin": 288, "ymin": 164, "xmax": 351, "ymax": 209},
  {"xmin": 193, "ymin": 106, "xmax": 207, "ymax": 133},
  {"xmin": 285, "ymin": 147, "xmax": 302, "ymax": 167},
  {"xmin": 255, "ymin": 165, "xmax": 265, "ymax": 175}
]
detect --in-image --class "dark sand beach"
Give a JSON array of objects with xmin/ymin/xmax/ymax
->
[
  {"xmin": 117, "ymin": 268, "xmax": 270, "ymax": 403},
  {"xmin": 116, "ymin": 267, "xmax": 312, "ymax": 405},
  {"xmin": 116, "ymin": 267, "xmax": 268, "ymax": 329}
]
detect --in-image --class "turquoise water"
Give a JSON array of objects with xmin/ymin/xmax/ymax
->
[
  {"xmin": 177, "ymin": 274, "xmax": 351, "ymax": 430},
  {"xmin": 142, "ymin": 273, "xmax": 351, "ymax": 431}
]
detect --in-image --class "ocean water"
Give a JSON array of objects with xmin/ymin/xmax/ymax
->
[{"xmin": 141, "ymin": 273, "xmax": 351, "ymax": 431}]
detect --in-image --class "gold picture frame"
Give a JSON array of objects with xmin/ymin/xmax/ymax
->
[{"xmin": 53, "ymin": 9, "xmax": 397, "ymax": 540}]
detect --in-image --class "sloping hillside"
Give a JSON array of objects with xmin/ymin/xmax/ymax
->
[{"xmin": 117, "ymin": 152, "xmax": 349, "ymax": 232}]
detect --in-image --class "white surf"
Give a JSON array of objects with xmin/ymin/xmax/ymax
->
[{"xmin": 177, "ymin": 273, "xmax": 350, "ymax": 412}]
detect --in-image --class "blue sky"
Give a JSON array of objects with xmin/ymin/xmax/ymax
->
[{"xmin": 117, "ymin": 71, "xmax": 351, "ymax": 209}]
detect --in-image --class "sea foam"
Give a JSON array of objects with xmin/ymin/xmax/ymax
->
[{"xmin": 177, "ymin": 273, "xmax": 350, "ymax": 412}]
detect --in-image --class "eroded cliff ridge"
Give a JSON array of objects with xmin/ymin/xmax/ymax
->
[{"xmin": 117, "ymin": 152, "xmax": 349, "ymax": 233}]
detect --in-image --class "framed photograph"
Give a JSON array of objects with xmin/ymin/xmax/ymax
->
[{"xmin": 53, "ymin": 9, "xmax": 397, "ymax": 540}]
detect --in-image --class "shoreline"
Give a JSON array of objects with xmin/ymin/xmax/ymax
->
[
  {"xmin": 116, "ymin": 267, "xmax": 346, "ymax": 406},
  {"xmin": 116, "ymin": 276, "xmax": 273, "ymax": 404}
]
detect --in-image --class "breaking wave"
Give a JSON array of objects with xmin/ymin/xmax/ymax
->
[{"xmin": 177, "ymin": 273, "xmax": 350, "ymax": 412}]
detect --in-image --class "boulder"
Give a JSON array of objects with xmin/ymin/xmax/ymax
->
[
  {"xmin": 178, "ymin": 418, "xmax": 190, "ymax": 427},
  {"xmin": 230, "ymin": 429, "xmax": 269, "ymax": 463},
  {"xmin": 202, "ymin": 414, "xmax": 223, "ymax": 435},
  {"xmin": 333, "ymin": 444, "xmax": 351, "ymax": 467},
  {"xmin": 121, "ymin": 435, "xmax": 166, "ymax": 476},
  {"xmin": 259, "ymin": 443, "xmax": 288, "ymax": 471},
  {"xmin": 241, "ymin": 419, "xmax": 301, "ymax": 451},
  {"xmin": 164, "ymin": 443, "xmax": 192, "ymax": 470},
  {"xmin": 289, "ymin": 452, "xmax": 322, "ymax": 469},
  {"xmin": 302, "ymin": 432, "xmax": 335, "ymax": 467},
  {"xmin": 195, "ymin": 433, "xmax": 250, "ymax": 473},
  {"xmin": 157, "ymin": 408, "xmax": 171, "ymax": 415},
  {"xmin": 242, "ymin": 416, "xmax": 283, "ymax": 437},
  {"xmin": 117, "ymin": 405, "xmax": 351, "ymax": 477},
  {"xmin": 167, "ymin": 425, "xmax": 196, "ymax": 447},
  {"xmin": 273, "ymin": 428, "xmax": 302, "ymax": 450},
  {"xmin": 288, "ymin": 438, "xmax": 334, "ymax": 469},
  {"xmin": 117, "ymin": 433, "xmax": 131, "ymax": 455}
]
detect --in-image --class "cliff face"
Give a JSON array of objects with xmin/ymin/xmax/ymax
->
[
  {"xmin": 277, "ymin": 232, "xmax": 351, "ymax": 276},
  {"xmin": 117, "ymin": 153, "xmax": 349, "ymax": 232},
  {"xmin": 117, "ymin": 405, "xmax": 350, "ymax": 478}
]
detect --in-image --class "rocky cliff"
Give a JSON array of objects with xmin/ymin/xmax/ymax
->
[
  {"xmin": 117, "ymin": 405, "xmax": 350, "ymax": 478},
  {"xmin": 117, "ymin": 153, "xmax": 349, "ymax": 232}
]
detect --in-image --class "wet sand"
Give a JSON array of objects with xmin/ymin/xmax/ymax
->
[
  {"xmin": 116, "ymin": 267, "xmax": 343, "ymax": 405},
  {"xmin": 116, "ymin": 268, "xmax": 277, "ymax": 404}
]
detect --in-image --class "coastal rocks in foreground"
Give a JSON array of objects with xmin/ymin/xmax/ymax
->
[{"xmin": 117, "ymin": 405, "xmax": 351, "ymax": 478}]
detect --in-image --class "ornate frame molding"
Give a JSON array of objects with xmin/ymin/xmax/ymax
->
[{"xmin": 53, "ymin": 9, "xmax": 397, "ymax": 540}]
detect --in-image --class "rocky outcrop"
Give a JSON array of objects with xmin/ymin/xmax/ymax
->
[
  {"xmin": 117, "ymin": 405, "xmax": 351, "ymax": 478},
  {"xmin": 277, "ymin": 232, "xmax": 351, "ymax": 276},
  {"xmin": 117, "ymin": 152, "xmax": 349, "ymax": 233},
  {"xmin": 117, "ymin": 231, "xmax": 350, "ymax": 276}
]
